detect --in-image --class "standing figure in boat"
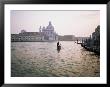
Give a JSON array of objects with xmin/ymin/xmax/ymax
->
[
  {"xmin": 57, "ymin": 41, "xmax": 61, "ymax": 51},
  {"xmin": 57, "ymin": 41, "xmax": 59, "ymax": 47}
]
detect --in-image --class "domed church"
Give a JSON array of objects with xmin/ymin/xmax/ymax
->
[
  {"xmin": 11, "ymin": 21, "xmax": 58, "ymax": 42},
  {"xmin": 39, "ymin": 21, "xmax": 58, "ymax": 41}
]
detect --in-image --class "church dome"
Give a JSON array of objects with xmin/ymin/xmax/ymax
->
[{"xmin": 46, "ymin": 21, "xmax": 54, "ymax": 30}]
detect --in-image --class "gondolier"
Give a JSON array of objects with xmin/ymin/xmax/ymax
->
[
  {"xmin": 57, "ymin": 41, "xmax": 61, "ymax": 50},
  {"xmin": 57, "ymin": 41, "xmax": 59, "ymax": 47}
]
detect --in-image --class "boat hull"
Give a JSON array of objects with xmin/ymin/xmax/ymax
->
[{"xmin": 57, "ymin": 45, "xmax": 61, "ymax": 50}]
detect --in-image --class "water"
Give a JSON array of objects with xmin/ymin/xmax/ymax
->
[{"xmin": 11, "ymin": 41, "xmax": 100, "ymax": 77}]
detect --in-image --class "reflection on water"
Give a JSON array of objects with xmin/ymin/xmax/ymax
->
[{"xmin": 11, "ymin": 41, "xmax": 100, "ymax": 77}]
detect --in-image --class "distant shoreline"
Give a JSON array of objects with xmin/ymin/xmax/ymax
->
[{"xmin": 11, "ymin": 40, "xmax": 76, "ymax": 42}]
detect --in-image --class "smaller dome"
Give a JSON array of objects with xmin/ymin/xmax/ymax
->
[
  {"xmin": 42, "ymin": 26, "xmax": 45, "ymax": 29},
  {"xmin": 39, "ymin": 26, "xmax": 41, "ymax": 29}
]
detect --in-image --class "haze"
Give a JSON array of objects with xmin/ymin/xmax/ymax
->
[{"xmin": 11, "ymin": 10, "xmax": 100, "ymax": 37}]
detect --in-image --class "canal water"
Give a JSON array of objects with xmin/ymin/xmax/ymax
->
[{"xmin": 11, "ymin": 41, "xmax": 100, "ymax": 77}]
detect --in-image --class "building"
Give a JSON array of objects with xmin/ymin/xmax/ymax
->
[
  {"xmin": 39, "ymin": 21, "xmax": 58, "ymax": 41},
  {"xmin": 11, "ymin": 21, "xmax": 58, "ymax": 42},
  {"xmin": 58, "ymin": 35, "xmax": 76, "ymax": 41},
  {"xmin": 11, "ymin": 31, "xmax": 44, "ymax": 42},
  {"xmin": 58, "ymin": 35, "xmax": 89, "ymax": 41},
  {"xmin": 81, "ymin": 25, "xmax": 100, "ymax": 54},
  {"xmin": 92, "ymin": 25, "xmax": 100, "ymax": 46}
]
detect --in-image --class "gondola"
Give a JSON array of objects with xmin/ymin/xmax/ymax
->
[{"xmin": 57, "ymin": 45, "xmax": 61, "ymax": 50}]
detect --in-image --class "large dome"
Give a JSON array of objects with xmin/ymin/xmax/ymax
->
[{"xmin": 46, "ymin": 21, "xmax": 54, "ymax": 30}]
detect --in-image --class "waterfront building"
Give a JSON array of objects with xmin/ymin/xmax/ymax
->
[
  {"xmin": 58, "ymin": 35, "xmax": 76, "ymax": 41},
  {"xmin": 58, "ymin": 35, "xmax": 89, "ymax": 41},
  {"xmin": 11, "ymin": 21, "xmax": 58, "ymax": 42},
  {"xmin": 92, "ymin": 25, "xmax": 100, "ymax": 46},
  {"xmin": 11, "ymin": 31, "xmax": 44, "ymax": 42},
  {"xmin": 81, "ymin": 25, "xmax": 100, "ymax": 54}
]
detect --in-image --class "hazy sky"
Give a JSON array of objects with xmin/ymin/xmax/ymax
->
[{"xmin": 11, "ymin": 10, "xmax": 100, "ymax": 37}]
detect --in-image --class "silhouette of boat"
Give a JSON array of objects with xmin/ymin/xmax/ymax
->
[{"xmin": 57, "ymin": 45, "xmax": 61, "ymax": 50}]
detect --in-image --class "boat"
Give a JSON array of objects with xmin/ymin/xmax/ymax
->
[{"xmin": 57, "ymin": 45, "xmax": 61, "ymax": 50}]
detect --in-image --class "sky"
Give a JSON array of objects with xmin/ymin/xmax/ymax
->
[{"xmin": 11, "ymin": 10, "xmax": 100, "ymax": 37}]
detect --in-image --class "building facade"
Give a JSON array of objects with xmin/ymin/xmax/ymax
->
[
  {"xmin": 39, "ymin": 21, "xmax": 58, "ymax": 41},
  {"xmin": 58, "ymin": 35, "xmax": 76, "ymax": 41},
  {"xmin": 11, "ymin": 32, "xmax": 44, "ymax": 42},
  {"xmin": 81, "ymin": 25, "xmax": 100, "ymax": 54},
  {"xmin": 11, "ymin": 21, "xmax": 58, "ymax": 42}
]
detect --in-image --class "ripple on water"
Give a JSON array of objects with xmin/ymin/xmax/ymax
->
[{"xmin": 11, "ymin": 41, "xmax": 100, "ymax": 77}]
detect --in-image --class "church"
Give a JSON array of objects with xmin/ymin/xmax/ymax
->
[
  {"xmin": 11, "ymin": 21, "xmax": 58, "ymax": 42},
  {"xmin": 39, "ymin": 21, "xmax": 58, "ymax": 41}
]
